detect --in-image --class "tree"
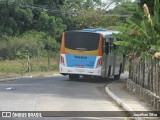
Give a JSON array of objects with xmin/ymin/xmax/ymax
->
[
  {"xmin": 59, "ymin": 0, "xmax": 123, "ymax": 30},
  {"xmin": 0, "ymin": 0, "xmax": 34, "ymax": 37},
  {"xmin": 75, "ymin": 9, "xmax": 119, "ymax": 29},
  {"xmin": 59, "ymin": 0, "xmax": 103, "ymax": 30},
  {"xmin": 108, "ymin": 1, "xmax": 138, "ymax": 15},
  {"xmin": 112, "ymin": 0, "xmax": 160, "ymax": 57},
  {"xmin": 33, "ymin": 0, "xmax": 64, "ymax": 9},
  {"xmin": 35, "ymin": 12, "xmax": 66, "ymax": 38},
  {"xmin": 0, "ymin": 30, "xmax": 45, "ymax": 59},
  {"xmin": 42, "ymin": 35, "xmax": 60, "ymax": 70},
  {"xmin": 0, "ymin": 0, "xmax": 66, "ymax": 62},
  {"xmin": 33, "ymin": 11, "xmax": 65, "ymax": 69},
  {"xmin": 110, "ymin": 0, "xmax": 160, "ymax": 91},
  {"xmin": 102, "ymin": 0, "xmax": 133, "ymax": 10}
]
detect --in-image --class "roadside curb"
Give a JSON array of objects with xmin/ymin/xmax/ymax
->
[
  {"xmin": 44, "ymin": 74, "xmax": 62, "ymax": 77},
  {"xmin": 0, "ymin": 76, "xmax": 33, "ymax": 82},
  {"xmin": 0, "ymin": 74, "xmax": 62, "ymax": 82},
  {"xmin": 105, "ymin": 82, "xmax": 143, "ymax": 120}
]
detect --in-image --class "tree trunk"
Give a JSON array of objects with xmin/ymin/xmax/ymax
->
[
  {"xmin": 37, "ymin": 50, "xmax": 40, "ymax": 70},
  {"xmin": 27, "ymin": 52, "xmax": 31, "ymax": 73},
  {"xmin": 48, "ymin": 50, "xmax": 51, "ymax": 70}
]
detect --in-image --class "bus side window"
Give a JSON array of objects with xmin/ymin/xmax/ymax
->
[{"xmin": 109, "ymin": 38, "xmax": 114, "ymax": 53}]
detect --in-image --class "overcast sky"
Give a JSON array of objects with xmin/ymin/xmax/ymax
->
[
  {"xmin": 101, "ymin": 0, "xmax": 136, "ymax": 10},
  {"xmin": 101, "ymin": 0, "xmax": 135, "ymax": 3}
]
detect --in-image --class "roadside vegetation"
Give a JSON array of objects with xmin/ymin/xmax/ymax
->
[
  {"xmin": 112, "ymin": 0, "xmax": 160, "ymax": 110},
  {"xmin": 0, "ymin": 0, "xmax": 137, "ymax": 75},
  {"xmin": 0, "ymin": 57, "xmax": 59, "ymax": 74},
  {"xmin": 113, "ymin": 0, "xmax": 160, "ymax": 58},
  {"xmin": 1, "ymin": 0, "xmax": 158, "ymax": 76}
]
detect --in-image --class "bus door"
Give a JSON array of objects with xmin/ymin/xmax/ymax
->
[
  {"xmin": 103, "ymin": 36, "xmax": 121, "ymax": 77},
  {"xmin": 102, "ymin": 36, "xmax": 113, "ymax": 78},
  {"xmin": 108, "ymin": 37, "xmax": 115, "ymax": 77},
  {"xmin": 101, "ymin": 37, "xmax": 108, "ymax": 78},
  {"xmin": 109, "ymin": 37, "xmax": 123, "ymax": 78},
  {"xmin": 102, "ymin": 36, "xmax": 123, "ymax": 79}
]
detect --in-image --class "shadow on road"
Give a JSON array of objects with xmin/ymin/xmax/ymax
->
[{"xmin": 65, "ymin": 76, "xmax": 119, "ymax": 84}]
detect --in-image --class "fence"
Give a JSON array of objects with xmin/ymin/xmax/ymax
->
[{"xmin": 127, "ymin": 55, "xmax": 160, "ymax": 110}]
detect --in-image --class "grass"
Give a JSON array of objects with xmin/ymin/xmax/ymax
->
[
  {"xmin": 0, "ymin": 59, "xmax": 25, "ymax": 74},
  {"xmin": 0, "ymin": 57, "xmax": 59, "ymax": 77},
  {"xmin": 0, "ymin": 56, "xmax": 129, "ymax": 78}
]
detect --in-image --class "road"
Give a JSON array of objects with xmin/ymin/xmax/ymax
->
[{"xmin": 0, "ymin": 75, "xmax": 129, "ymax": 120}]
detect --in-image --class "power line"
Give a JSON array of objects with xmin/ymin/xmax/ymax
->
[
  {"xmin": 0, "ymin": 0, "xmax": 132, "ymax": 17},
  {"xmin": 20, "ymin": 4, "xmax": 132, "ymax": 17}
]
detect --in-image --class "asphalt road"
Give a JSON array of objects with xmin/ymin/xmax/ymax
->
[{"xmin": 0, "ymin": 75, "xmax": 129, "ymax": 120}]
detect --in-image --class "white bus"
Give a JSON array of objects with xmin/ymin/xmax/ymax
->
[{"xmin": 59, "ymin": 28, "xmax": 125, "ymax": 80}]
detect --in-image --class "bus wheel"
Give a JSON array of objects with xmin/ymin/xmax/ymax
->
[
  {"xmin": 69, "ymin": 74, "xmax": 79, "ymax": 80},
  {"xmin": 114, "ymin": 63, "xmax": 122, "ymax": 80}
]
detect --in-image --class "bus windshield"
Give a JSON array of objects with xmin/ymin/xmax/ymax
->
[{"xmin": 65, "ymin": 32, "xmax": 100, "ymax": 51}]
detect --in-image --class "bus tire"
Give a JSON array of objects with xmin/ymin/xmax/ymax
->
[
  {"xmin": 114, "ymin": 63, "xmax": 122, "ymax": 80},
  {"xmin": 69, "ymin": 74, "xmax": 79, "ymax": 80}
]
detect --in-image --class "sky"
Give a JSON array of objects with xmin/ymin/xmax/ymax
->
[
  {"xmin": 101, "ymin": 0, "xmax": 136, "ymax": 10},
  {"xmin": 102, "ymin": 0, "xmax": 136, "ymax": 3}
]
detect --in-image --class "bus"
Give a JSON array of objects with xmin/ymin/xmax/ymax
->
[{"xmin": 59, "ymin": 28, "xmax": 125, "ymax": 80}]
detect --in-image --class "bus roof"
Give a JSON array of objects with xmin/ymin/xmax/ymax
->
[{"xmin": 82, "ymin": 28, "xmax": 119, "ymax": 37}]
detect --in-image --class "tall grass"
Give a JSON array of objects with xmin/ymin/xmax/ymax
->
[
  {"xmin": 0, "ymin": 57, "xmax": 59, "ymax": 75},
  {"xmin": 0, "ymin": 59, "xmax": 25, "ymax": 74}
]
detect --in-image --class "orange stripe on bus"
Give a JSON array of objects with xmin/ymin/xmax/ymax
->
[
  {"xmin": 97, "ymin": 35, "xmax": 103, "ymax": 56},
  {"xmin": 60, "ymin": 32, "xmax": 65, "ymax": 54},
  {"xmin": 65, "ymin": 48, "xmax": 98, "ymax": 56}
]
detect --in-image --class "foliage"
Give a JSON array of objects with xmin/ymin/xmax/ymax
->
[
  {"xmin": 75, "ymin": 9, "xmax": 119, "ymax": 29},
  {"xmin": 139, "ymin": 0, "xmax": 154, "ymax": 15},
  {"xmin": 42, "ymin": 35, "xmax": 60, "ymax": 53},
  {"xmin": 0, "ymin": 0, "xmax": 66, "ymax": 62},
  {"xmin": 0, "ymin": 0, "xmax": 66, "ymax": 38},
  {"xmin": 60, "ymin": 0, "xmax": 121, "ymax": 30},
  {"xmin": 0, "ymin": 0, "xmax": 34, "ymax": 37},
  {"xmin": 0, "ymin": 0, "xmax": 142, "ymax": 62},
  {"xmin": 107, "ymin": 1, "xmax": 138, "ymax": 24},
  {"xmin": 108, "ymin": 1, "xmax": 138, "ymax": 15},
  {"xmin": 0, "ymin": 31, "xmax": 46, "ymax": 60},
  {"xmin": 112, "ymin": 0, "xmax": 160, "ymax": 57},
  {"xmin": 35, "ymin": 12, "xmax": 66, "ymax": 38},
  {"xmin": 0, "ymin": 57, "xmax": 59, "ymax": 74},
  {"xmin": 59, "ymin": 0, "xmax": 102, "ymax": 30},
  {"xmin": 33, "ymin": 0, "xmax": 64, "ymax": 9}
]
